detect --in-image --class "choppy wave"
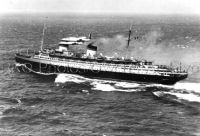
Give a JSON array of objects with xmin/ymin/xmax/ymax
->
[{"xmin": 0, "ymin": 104, "xmax": 12, "ymax": 118}]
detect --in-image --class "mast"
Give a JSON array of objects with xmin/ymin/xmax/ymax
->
[
  {"xmin": 40, "ymin": 23, "xmax": 46, "ymax": 51},
  {"xmin": 127, "ymin": 25, "xmax": 132, "ymax": 48},
  {"xmin": 89, "ymin": 33, "xmax": 92, "ymax": 39}
]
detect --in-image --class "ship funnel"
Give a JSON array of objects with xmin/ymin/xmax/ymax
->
[{"xmin": 86, "ymin": 43, "xmax": 97, "ymax": 58}]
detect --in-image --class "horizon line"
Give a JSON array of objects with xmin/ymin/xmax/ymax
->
[{"xmin": 1, "ymin": 11, "xmax": 200, "ymax": 16}]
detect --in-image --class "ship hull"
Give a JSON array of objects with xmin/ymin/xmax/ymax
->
[{"xmin": 15, "ymin": 55, "xmax": 188, "ymax": 85}]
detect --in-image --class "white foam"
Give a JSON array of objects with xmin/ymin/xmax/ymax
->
[
  {"xmin": 174, "ymin": 82, "xmax": 200, "ymax": 93},
  {"xmin": 55, "ymin": 74, "xmax": 87, "ymax": 83},
  {"xmin": 151, "ymin": 82, "xmax": 200, "ymax": 103},
  {"xmin": 92, "ymin": 78, "xmax": 117, "ymax": 84},
  {"xmin": 55, "ymin": 74, "xmax": 200, "ymax": 95},
  {"xmin": 148, "ymin": 83, "xmax": 173, "ymax": 89},
  {"xmin": 91, "ymin": 82, "xmax": 117, "ymax": 91},
  {"xmin": 90, "ymin": 79, "xmax": 141, "ymax": 92},
  {"xmin": 152, "ymin": 91, "xmax": 165, "ymax": 97},
  {"xmin": 114, "ymin": 82, "xmax": 140, "ymax": 88},
  {"xmin": 91, "ymin": 81, "xmax": 137, "ymax": 92},
  {"xmin": 164, "ymin": 92, "xmax": 200, "ymax": 103},
  {"xmin": 55, "ymin": 74, "xmax": 141, "ymax": 92},
  {"xmin": 150, "ymin": 82, "xmax": 200, "ymax": 93}
]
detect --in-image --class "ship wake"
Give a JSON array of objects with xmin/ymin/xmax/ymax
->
[
  {"xmin": 55, "ymin": 73, "xmax": 200, "ymax": 103},
  {"xmin": 152, "ymin": 82, "xmax": 200, "ymax": 103},
  {"xmin": 55, "ymin": 73, "xmax": 143, "ymax": 92}
]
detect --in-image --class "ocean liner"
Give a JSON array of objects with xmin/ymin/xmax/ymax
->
[{"xmin": 15, "ymin": 26, "xmax": 188, "ymax": 85}]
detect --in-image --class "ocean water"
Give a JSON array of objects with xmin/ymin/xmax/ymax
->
[{"xmin": 0, "ymin": 13, "xmax": 200, "ymax": 136}]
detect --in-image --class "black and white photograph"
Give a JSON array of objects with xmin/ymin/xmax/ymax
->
[{"xmin": 0, "ymin": 0, "xmax": 200, "ymax": 135}]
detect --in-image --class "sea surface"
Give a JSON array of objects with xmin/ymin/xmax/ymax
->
[{"xmin": 0, "ymin": 13, "xmax": 200, "ymax": 136}]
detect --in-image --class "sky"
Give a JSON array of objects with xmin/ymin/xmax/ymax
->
[{"xmin": 0, "ymin": 0, "xmax": 200, "ymax": 15}]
